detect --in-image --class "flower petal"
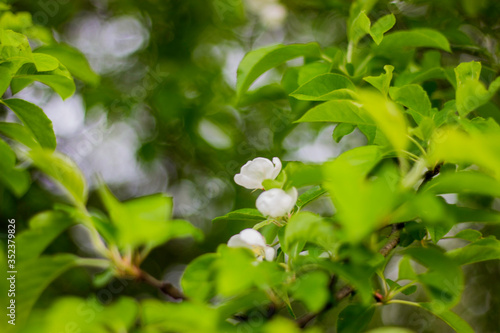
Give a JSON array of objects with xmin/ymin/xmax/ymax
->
[
  {"xmin": 264, "ymin": 246, "xmax": 276, "ymax": 261},
  {"xmin": 271, "ymin": 157, "xmax": 282, "ymax": 179},
  {"xmin": 239, "ymin": 228, "xmax": 267, "ymax": 247}
]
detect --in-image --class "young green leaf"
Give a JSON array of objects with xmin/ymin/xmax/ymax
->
[
  {"xmin": 418, "ymin": 303, "xmax": 474, "ymax": 333},
  {"xmin": 11, "ymin": 63, "xmax": 76, "ymax": 99},
  {"xmin": 28, "ymin": 149, "xmax": 88, "ymax": 205},
  {"xmin": 447, "ymin": 237, "xmax": 500, "ymax": 266},
  {"xmin": 1, "ymin": 98, "xmax": 56, "ymax": 150},
  {"xmin": 291, "ymin": 271, "xmax": 330, "ymax": 312},
  {"xmin": 236, "ymin": 43, "xmax": 321, "ymax": 98},
  {"xmin": 333, "ymin": 123, "xmax": 356, "ymax": 143},
  {"xmin": 285, "ymin": 212, "xmax": 336, "ymax": 253},
  {"xmin": 296, "ymin": 99, "xmax": 375, "ymax": 126},
  {"xmin": 359, "ymin": 90, "xmax": 408, "ymax": 151},
  {"xmin": 15, "ymin": 254, "xmax": 78, "ymax": 331},
  {"xmin": 455, "ymin": 61, "xmax": 500, "ymax": 116},
  {"xmin": 348, "ymin": 11, "xmax": 371, "ymax": 45},
  {"xmin": 364, "ymin": 65, "xmax": 394, "ymax": 96},
  {"xmin": 296, "ymin": 185, "xmax": 327, "ymax": 208},
  {"xmin": 99, "ymin": 187, "xmax": 202, "ymax": 248},
  {"xmin": 0, "ymin": 122, "xmax": 40, "ymax": 149},
  {"xmin": 35, "ymin": 43, "xmax": 100, "ymax": 85},
  {"xmin": 17, "ymin": 211, "xmax": 74, "ymax": 262},
  {"xmin": 404, "ymin": 247, "xmax": 463, "ymax": 308},
  {"xmin": 451, "ymin": 229, "xmax": 482, "ymax": 242},
  {"xmin": 212, "ymin": 208, "xmax": 266, "ymax": 223},
  {"xmin": 32, "ymin": 53, "xmax": 59, "ymax": 72},
  {"xmin": 181, "ymin": 253, "xmax": 218, "ymax": 301},
  {"xmin": 337, "ymin": 304, "xmax": 375, "ymax": 333},
  {"xmin": 422, "ymin": 171, "xmax": 500, "ymax": 197},
  {"xmin": 370, "ymin": 13, "xmax": 396, "ymax": 45},
  {"xmin": 290, "ymin": 73, "xmax": 356, "ymax": 101},
  {"xmin": 376, "ymin": 29, "xmax": 451, "ymax": 54},
  {"xmin": 389, "ymin": 84, "xmax": 432, "ymax": 118}
]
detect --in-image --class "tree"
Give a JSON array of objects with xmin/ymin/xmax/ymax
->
[{"xmin": 1, "ymin": 0, "xmax": 500, "ymax": 332}]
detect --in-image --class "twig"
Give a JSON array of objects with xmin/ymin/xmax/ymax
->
[{"xmin": 138, "ymin": 270, "xmax": 186, "ymax": 300}]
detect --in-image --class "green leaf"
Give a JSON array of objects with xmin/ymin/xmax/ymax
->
[
  {"xmin": 404, "ymin": 247, "xmax": 463, "ymax": 308},
  {"xmin": 333, "ymin": 123, "xmax": 356, "ymax": 143},
  {"xmin": 422, "ymin": 171, "xmax": 500, "ymax": 197},
  {"xmin": 17, "ymin": 211, "xmax": 74, "ymax": 262},
  {"xmin": 32, "ymin": 53, "xmax": 59, "ymax": 72},
  {"xmin": 262, "ymin": 317, "xmax": 302, "ymax": 333},
  {"xmin": 370, "ymin": 13, "xmax": 396, "ymax": 45},
  {"xmin": 0, "ymin": 138, "xmax": 29, "ymax": 196},
  {"xmin": 418, "ymin": 303, "xmax": 474, "ymax": 333},
  {"xmin": 15, "ymin": 254, "xmax": 78, "ymax": 331},
  {"xmin": 28, "ymin": 149, "xmax": 87, "ymax": 205},
  {"xmin": 376, "ymin": 29, "xmax": 451, "ymax": 54},
  {"xmin": 0, "ymin": 122, "xmax": 40, "ymax": 149},
  {"xmin": 337, "ymin": 304, "xmax": 375, "ymax": 333},
  {"xmin": 35, "ymin": 43, "xmax": 100, "ymax": 85},
  {"xmin": 389, "ymin": 84, "xmax": 432, "ymax": 118},
  {"xmin": 0, "ymin": 63, "xmax": 12, "ymax": 95},
  {"xmin": 323, "ymin": 147, "xmax": 400, "ymax": 243},
  {"xmin": 181, "ymin": 253, "xmax": 218, "ymax": 301},
  {"xmin": 429, "ymin": 128, "xmax": 500, "ymax": 179},
  {"xmin": 1, "ymin": 98, "xmax": 56, "ymax": 150},
  {"xmin": 285, "ymin": 212, "xmax": 336, "ymax": 254},
  {"xmin": 12, "ymin": 63, "xmax": 76, "ymax": 99},
  {"xmin": 0, "ymin": 137, "xmax": 15, "ymax": 170},
  {"xmin": 398, "ymin": 256, "xmax": 416, "ymax": 281},
  {"xmin": 386, "ymin": 278, "xmax": 417, "ymax": 296},
  {"xmin": 455, "ymin": 61, "xmax": 500, "ymax": 116},
  {"xmin": 291, "ymin": 271, "xmax": 330, "ymax": 312},
  {"xmin": 451, "ymin": 229, "xmax": 482, "ymax": 242},
  {"xmin": 348, "ymin": 11, "xmax": 371, "ymax": 45},
  {"xmin": 447, "ymin": 237, "xmax": 500, "ymax": 266},
  {"xmin": 296, "ymin": 99, "xmax": 375, "ymax": 126},
  {"xmin": 141, "ymin": 299, "xmax": 229, "ymax": 333},
  {"xmin": 42, "ymin": 297, "xmax": 138, "ymax": 333},
  {"xmin": 290, "ymin": 73, "xmax": 356, "ymax": 101},
  {"xmin": 0, "ymin": 29, "xmax": 34, "ymax": 69},
  {"xmin": 296, "ymin": 185, "xmax": 327, "ymax": 208},
  {"xmin": 99, "ymin": 187, "xmax": 202, "ymax": 248},
  {"xmin": 213, "ymin": 208, "xmax": 266, "ymax": 224},
  {"xmin": 364, "ymin": 65, "xmax": 394, "ymax": 96},
  {"xmin": 284, "ymin": 162, "xmax": 323, "ymax": 188},
  {"xmin": 0, "ymin": 166, "xmax": 30, "ymax": 197},
  {"xmin": 236, "ymin": 43, "xmax": 321, "ymax": 98},
  {"xmin": 358, "ymin": 90, "xmax": 408, "ymax": 151}
]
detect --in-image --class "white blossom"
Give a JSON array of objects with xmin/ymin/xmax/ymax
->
[
  {"xmin": 256, "ymin": 187, "xmax": 298, "ymax": 218},
  {"xmin": 234, "ymin": 157, "xmax": 282, "ymax": 189},
  {"xmin": 227, "ymin": 228, "xmax": 275, "ymax": 261}
]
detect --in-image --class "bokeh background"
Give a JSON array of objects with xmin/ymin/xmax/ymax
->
[{"xmin": 1, "ymin": 0, "xmax": 500, "ymax": 331}]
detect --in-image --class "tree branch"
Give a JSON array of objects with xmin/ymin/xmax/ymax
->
[{"xmin": 138, "ymin": 270, "xmax": 186, "ymax": 300}]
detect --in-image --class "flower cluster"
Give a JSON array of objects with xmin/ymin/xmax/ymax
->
[{"xmin": 228, "ymin": 157, "xmax": 298, "ymax": 261}]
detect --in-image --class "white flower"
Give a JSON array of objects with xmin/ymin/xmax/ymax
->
[
  {"xmin": 227, "ymin": 228, "xmax": 275, "ymax": 261},
  {"xmin": 234, "ymin": 157, "xmax": 282, "ymax": 189},
  {"xmin": 256, "ymin": 187, "xmax": 298, "ymax": 218}
]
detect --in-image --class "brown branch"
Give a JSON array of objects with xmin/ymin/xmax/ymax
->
[{"xmin": 138, "ymin": 270, "xmax": 186, "ymax": 300}]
